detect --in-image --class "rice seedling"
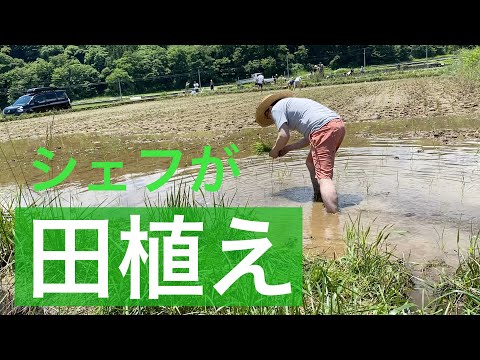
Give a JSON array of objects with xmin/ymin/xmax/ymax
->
[
  {"xmin": 460, "ymin": 174, "xmax": 466, "ymax": 203},
  {"xmin": 253, "ymin": 141, "xmax": 272, "ymax": 155},
  {"xmin": 433, "ymin": 225, "xmax": 447, "ymax": 252}
]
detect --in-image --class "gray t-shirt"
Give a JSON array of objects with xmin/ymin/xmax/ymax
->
[{"xmin": 271, "ymin": 98, "xmax": 340, "ymax": 137}]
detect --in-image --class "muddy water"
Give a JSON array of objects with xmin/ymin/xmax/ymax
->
[
  {"xmin": 4, "ymin": 138, "xmax": 479, "ymax": 267},
  {"xmin": 334, "ymin": 139, "xmax": 480, "ymax": 266}
]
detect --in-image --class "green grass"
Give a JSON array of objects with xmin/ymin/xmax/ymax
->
[
  {"xmin": 0, "ymin": 198, "xmax": 15, "ymax": 271},
  {"xmin": 97, "ymin": 212, "xmax": 415, "ymax": 315},
  {"xmin": 301, "ymin": 215, "xmax": 415, "ymax": 314},
  {"xmin": 253, "ymin": 141, "xmax": 272, "ymax": 155},
  {"xmin": 451, "ymin": 47, "xmax": 480, "ymax": 82},
  {"xmin": 424, "ymin": 232, "xmax": 480, "ymax": 314}
]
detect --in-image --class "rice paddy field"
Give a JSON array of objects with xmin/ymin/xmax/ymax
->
[{"xmin": 1, "ymin": 75, "xmax": 479, "ymax": 315}]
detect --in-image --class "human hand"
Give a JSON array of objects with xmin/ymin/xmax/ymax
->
[
  {"xmin": 269, "ymin": 149, "xmax": 279, "ymax": 159},
  {"xmin": 278, "ymin": 146, "xmax": 290, "ymax": 157}
]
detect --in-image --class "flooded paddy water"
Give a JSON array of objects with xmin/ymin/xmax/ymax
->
[{"xmin": 1, "ymin": 117, "xmax": 479, "ymax": 269}]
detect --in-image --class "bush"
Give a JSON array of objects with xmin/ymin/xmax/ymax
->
[
  {"xmin": 290, "ymin": 63, "xmax": 306, "ymax": 75},
  {"xmin": 454, "ymin": 47, "xmax": 480, "ymax": 81}
]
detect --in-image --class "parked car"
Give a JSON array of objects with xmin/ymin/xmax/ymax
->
[{"xmin": 2, "ymin": 87, "xmax": 71, "ymax": 116}]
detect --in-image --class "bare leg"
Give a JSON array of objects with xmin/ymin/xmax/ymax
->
[
  {"xmin": 309, "ymin": 119, "xmax": 345, "ymax": 213},
  {"xmin": 319, "ymin": 178, "xmax": 339, "ymax": 213},
  {"xmin": 306, "ymin": 151, "xmax": 322, "ymax": 201}
]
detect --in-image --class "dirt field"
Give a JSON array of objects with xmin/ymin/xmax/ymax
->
[{"xmin": 1, "ymin": 76, "xmax": 480, "ymax": 143}]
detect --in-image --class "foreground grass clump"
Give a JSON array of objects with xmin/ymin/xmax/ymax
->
[
  {"xmin": 0, "ymin": 199, "xmax": 15, "ymax": 272},
  {"xmin": 453, "ymin": 46, "xmax": 480, "ymax": 82},
  {"xmin": 99, "ymin": 213, "xmax": 416, "ymax": 315},
  {"xmin": 425, "ymin": 234, "xmax": 480, "ymax": 315},
  {"xmin": 296, "ymin": 217, "xmax": 415, "ymax": 315}
]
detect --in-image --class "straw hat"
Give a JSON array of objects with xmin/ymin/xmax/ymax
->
[{"xmin": 255, "ymin": 90, "xmax": 294, "ymax": 127}]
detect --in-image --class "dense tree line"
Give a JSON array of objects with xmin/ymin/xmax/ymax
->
[{"xmin": 0, "ymin": 45, "xmax": 461, "ymax": 107}]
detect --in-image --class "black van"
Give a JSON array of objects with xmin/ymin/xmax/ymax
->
[{"xmin": 2, "ymin": 87, "xmax": 71, "ymax": 116}]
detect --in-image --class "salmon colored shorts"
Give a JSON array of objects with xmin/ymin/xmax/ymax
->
[{"xmin": 307, "ymin": 118, "xmax": 346, "ymax": 179}]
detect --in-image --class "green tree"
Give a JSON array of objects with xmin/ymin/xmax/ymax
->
[
  {"xmin": 370, "ymin": 45, "xmax": 399, "ymax": 65},
  {"xmin": 39, "ymin": 45, "xmax": 65, "ymax": 60},
  {"xmin": 293, "ymin": 45, "xmax": 309, "ymax": 64},
  {"xmin": 64, "ymin": 45, "xmax": 86, "ymax": 63},
  {"xmin": 0, "ymin": 53, "xmax": 24, "ymax": 73},
  {"xmin": 244, "ymin": 59, "xmax": 261, "ymax": 75},
  {"xmin": 100, "ymin": 66, "xmax": 113, "ymax": 81},
  {"xmin": 84, "ymin": 46, "xmax": 111, "ymax": 72},
  {"xmin": 51, "ymin": 63, "xmax": 100, "ymax": 99},
  {"xmin": 394, "ymin": 45, "xmax": 413, "ymax": 62},
  {"xmin": 1, "ymin": 46, "xmax": 11, "ymax": 55},
  {"xmin": 290, "ymin": 63, "xmax": 306, "ymax": 75},
  {"xmin": 212, "ymin": 57, "xmax": 233, "ymax": 82},
  {"xmin": 48, "ymin": 53, "xmax": 72, "ymax": 68},
  {"xmin": 114, "ymin": 46, "xmax": 170, "ymax": 92},
  {"xmin": 104, "ymin": 45, "xmax": 138, "ymax": 60},
  {"xmin": 328, "ymin": 54, "xmax": 341, "ymax": 69},
  {"xmin": 260, "ymin": 57, "xmax": 277, "ymax": 76},
  {"xmin": 105, "ymin": 68, "xmax": 134, "ymax": 95},
  {"xmin": 166, "ymin": 46, "xmax": 191, "ymax": 89},
  {"xmin": 29, "ymin": 59, "xmax": 55, "ymax": 85},
  {"xmin": 410, "ymin": 45, "xmax": 442, "ymax": 59},
  {"xmin": 10, "ymin": 45, "xmax": 40, "ymax": 62},
  {"xmin": 0, "ymin": 72, "xmax": 9, "ymax": 108},
  {"xmin": 232, "ymin": 45, "xmax": 264, "ymax": 66},
  {"xmin": 3, "ymin": 59, "xmax": 54, "ymax": 102},
  {"xmin": 187, "ymin": 45, "xmax": 216, "ymax": 84}
]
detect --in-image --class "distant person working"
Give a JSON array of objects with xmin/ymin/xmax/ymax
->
[
  {"xmin": 191, "ymin": 81, "xmax": 200, "ymax": 95},
  {"xmin": 255, "ymin": 74, "xmax": 265, "ymax": 91},
  {"xmin": 293, "ymin": 76, "xmax": 302, "ymax": 90}
]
